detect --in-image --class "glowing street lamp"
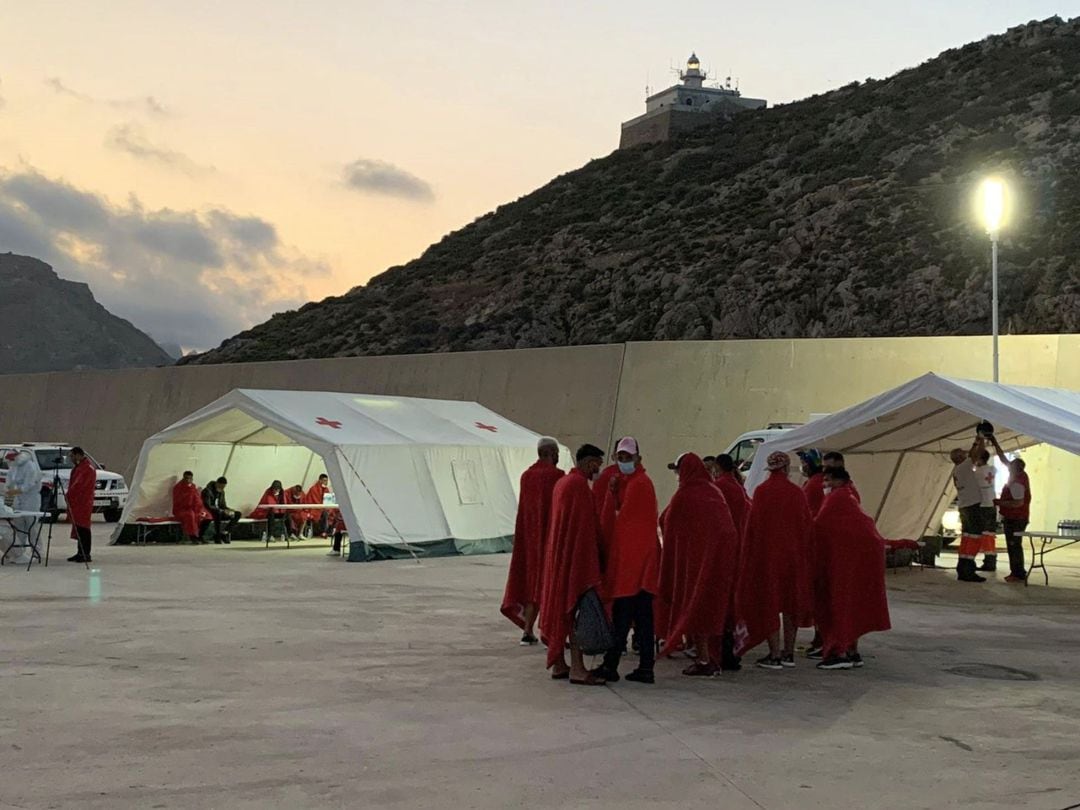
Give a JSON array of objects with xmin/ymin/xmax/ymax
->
[{"xmin": 979, "ymin": 178, "xmax": 1006, "ymax": 382}]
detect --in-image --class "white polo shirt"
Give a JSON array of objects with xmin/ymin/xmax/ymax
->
[
  {"xmin": 975, "ymin": 464, "xmax": 997, "ymax": 508},
  {"xmin": 953, "ymin": 462, "xmax": 982, "ymax": 509}
]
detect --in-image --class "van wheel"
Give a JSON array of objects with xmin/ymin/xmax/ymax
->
[{"xmin": 103, "ymin": 508, "xmax": 122, "ymax": 523}]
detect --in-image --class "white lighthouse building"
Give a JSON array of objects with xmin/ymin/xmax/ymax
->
[{"xmin": 620, "ymin": 54, "xmax": 767, "ymax": 149}]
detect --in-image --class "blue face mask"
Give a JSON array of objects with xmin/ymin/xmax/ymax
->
[{"xmin": 618, "ymin": 460, "xmax": 636, "ymax": 475}]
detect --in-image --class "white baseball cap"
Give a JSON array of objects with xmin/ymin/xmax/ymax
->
[{"xmin": 615, "ymin": 436, "xmax": 639, "ymax": 456}]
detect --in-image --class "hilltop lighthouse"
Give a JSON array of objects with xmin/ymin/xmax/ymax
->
[{"xmin": 619, "ymin": 53, "xmax": 767, "ymax": 149}]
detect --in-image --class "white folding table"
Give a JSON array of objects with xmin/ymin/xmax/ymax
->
[{"xmin": 1, "ymin": 511, "xmax": 49, "ymax": 571}]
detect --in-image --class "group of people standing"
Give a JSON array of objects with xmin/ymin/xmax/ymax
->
[
  {"xmin": 951, "ymin": 431, "xmax": 1032, "ymax": 583},
  {"xmin": 2, "ymin": 446, "xmax": 96, "ymax": 564},
  {"xmin": 171, "ymin": 473, "xmax": 346, "ymax": 552},
  {"xmin": 501, "ymin": 437, "xmax": 891, "ymax": 685}
]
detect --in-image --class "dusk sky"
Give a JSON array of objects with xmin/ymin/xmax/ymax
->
[{"xmin": 0, "ymin": 1, "xmax": 1067, "ymax": 350}]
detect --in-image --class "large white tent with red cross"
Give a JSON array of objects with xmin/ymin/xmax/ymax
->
[{"xmin": 115, "ymin": 389, "xmax": 565, "ymax": 560}]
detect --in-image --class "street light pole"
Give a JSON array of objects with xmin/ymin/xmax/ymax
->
[
  {"xmin": 991, "ymin": 231, "xmax": 999, "ymax": 383},
  {"xmin": 979, "ymin": 178, "xmax": 1005, "ymax": 384}
]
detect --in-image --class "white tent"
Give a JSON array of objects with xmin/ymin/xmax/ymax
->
[
  {"xmin": 115, "ymin": 389, "xmax": 568, "ymax": 560},
  {"xmin": 745, "ymin": 373, "xmax": 1080, "ymax": 539}
]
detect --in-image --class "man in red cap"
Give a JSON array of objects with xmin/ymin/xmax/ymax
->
[
  {"xmin": 659, "ymin": 453, "xmax": 740, "ymax": 677},
  {"xmin": 66, "ymin": 447, "xmax": 96, "ymax": 563},
  {"xmin": 501, "ymin": 437, "xmax": 565, "ymax": 644},
  {"xmin": 735, "ymin": 451, "xmax": 814, "ymax": 670},
  {"xmin": 539, "ymin": 444, "xmax": 607, "ymax": 685},
  {"xmin": 594, "ymin": 436, "xmax": 660, "ymax": 684},
  {"xmin": 812, "ymin": 467, "xmax": 891, "ymax": 670}
]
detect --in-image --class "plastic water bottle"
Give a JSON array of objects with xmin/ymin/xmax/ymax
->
[{"xmin": 88, "ymin": 568, "xmax": 102, "ymax": 604}]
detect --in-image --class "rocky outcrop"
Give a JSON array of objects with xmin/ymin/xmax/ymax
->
[
  {"xmin": 188, "ymin": 17, "xmax": 1080, "ymax": 365},
  {"xmin": 0, "ymin": 254, "xmax": 172, "ymax": 373}
]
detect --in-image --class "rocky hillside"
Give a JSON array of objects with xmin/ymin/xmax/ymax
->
[
  {"xmin": 0, "ymin": 254, "xmax": 172, "ymax": 373},
  {"xmin": 189, "ymin": 17, "xmax": 1080, "ymax": 365}
]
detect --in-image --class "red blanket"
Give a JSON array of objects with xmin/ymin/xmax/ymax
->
[
  {"xmin": 173, "ymin": 480, "xmax": 210, "ymax": 536},
  {"xmin": 716, "ymin": 473, "xmax": 751, "ymax": 537},
  {"xmin": 539, "ymin": 468, "xmax": 603, "ymax": 669},
  {"xmin": 803, "ymin": 472, "xmax": 826, "ymax": 516},
  {"xmin": 813, "ymin": 485, "xmax": 891, "ymax": 655},
  {"xmin": 67, "ymin": 458, "xmax": 96, "ymax": 534},
  {"xmin": 593, "ymin": 464, "xmax": 618, "ymax": 517},
  {"xmin": 250, "ymin": 487, "xmax": 284, "ymax": 520},
  {"xmin": 734, "ymin": 470, "xmax": 814, "ymax": 655},
  {"xmin": 659, "ymin": 454, "xmax": 738, "ymax": 655},
  {"xmin": 501, "ymin": 461, "xmax": 565, "ymax": 628},
  {"xmin": 599, "ymin": 467, "xmax": 660, "ymax": 600}
]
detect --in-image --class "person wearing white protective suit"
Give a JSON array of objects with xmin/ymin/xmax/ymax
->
[{"xmin": 4, "ymin": 450, "xmax": 43, "ymax": 563}]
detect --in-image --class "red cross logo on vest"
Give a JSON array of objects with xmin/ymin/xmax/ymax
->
[
  {"xmin": 316, "ymin": 417, "xmax": 343, "ymax": 429},
  {"xmin": 474, "ymin": 422, "xmax": 498, "ymax": 433}
]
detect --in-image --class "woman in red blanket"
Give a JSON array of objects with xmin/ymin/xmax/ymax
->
[
  {"xmin": 714, "ymin": 454, "xmax": 751, "ymax": 536},
  {"xmin": 812, "ymin": 467, "xmax": 891, "ymax": 670},
  {"xmin": 659, "ymin": 453, "xmax": 740, "ymax": 677},
  {"xmin": 501, "ymin": 438, "xmax": 565, "ymax": 643},
  {"xmin": 734, "ymin": 451, "xmax": 814, "ymax": 669}
]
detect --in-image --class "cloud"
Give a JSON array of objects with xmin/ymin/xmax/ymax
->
[
  {"xmin": 0, "ymin": 169, "xmax": 329, "ymax": 351},
  {"xmin": 106, "ymin": 123, "xmax": 214, "ymax": 176},
  {"xmin": 45, "ymin": 76, "xmax": 169, "ymax": 117},
  {"xmin": 342, "ymin": 158, "xmax": 434, "ymax": 202}
]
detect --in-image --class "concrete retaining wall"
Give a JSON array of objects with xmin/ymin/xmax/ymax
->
[{"xmin": 3, "ymin": 335, "xmax": 1078, "ymax": 531}]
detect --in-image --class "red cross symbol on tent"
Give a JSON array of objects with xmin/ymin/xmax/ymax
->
[
  {"xmin": 474, "ymin": 422, "xmax": 498, "ymax": 433},
  {"xmin": 316, "ymin": 417, "xmax": 343, "ymax": 429}
]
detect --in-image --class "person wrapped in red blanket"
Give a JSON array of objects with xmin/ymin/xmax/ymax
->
[
  {"xmin": 538, "ymin": 443, "xmax": 607, "ymax": 686},
  {"xmin": 67, "ymin": 447, "xmax": 96, "ymax": 563},
  {"xmin": 659, "ymin": 453, "xmax": 740, "ymax": 677},
  {"xmin": 173, "ymin": 470, "xmax": 211, "ymax": 544},
  {"xmin": 501, "ymin": 437, "xmax": 564, "ymax": 644},
  {"xmin": 251, "ymin": 480, "xmax": 286, "ymax": 541},
  {"xmin": 734, "ymin": 451, "xmax": 814, "ymax": 669},
  {"xmin": 284, "ymin": 484, "xmax": 309, "ymax": 538},
  {"xmin": 812, "ymin": 467, "xmax": 891, "ymax": 670},
  {"xmin": 303, "ymin": 474, "xmax": 332, "ymax": 537}
]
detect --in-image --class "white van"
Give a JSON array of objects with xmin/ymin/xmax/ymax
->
[
  {"xmin": 0, "ymin": 443, "xmax": 129, "ymax": 523},
  {"xmin": 721, "ymin": 415, "xmax": 830, "ymax": 472}
]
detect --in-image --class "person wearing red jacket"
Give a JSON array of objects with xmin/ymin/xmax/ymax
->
[
  {"xmin": 501, "ymin": 437, "xmax": 565, "ymax": 644},
  {"xmin": 734, "ymin": 451, "xmax": 814, "ymax": 670},
  {"xmin": 595, "ymin": 436, "xmax": 660, "ymax": 685},
  {"xmin": 989, "ymin": 435, "xmax": 1032, "ymax": 582},
  {"xmin": 173, "ymin": 471, "xmax": 210, "ymax": 544},
  {"xmin": 66, "ymin": 447, "xmax": 96, "ymax": 563},
  {"xmin": 538, "ymin": 444, "xmax": 606, "ymax": 685}
]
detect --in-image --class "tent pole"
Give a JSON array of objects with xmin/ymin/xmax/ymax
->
[
  {"xmin": 220, "ymin": 444, "xmax": 238, "ymax": 484},
  {"xmin": 874, "ymin": 452, "xmax": 905, "ymax": 523},
  {"xmin": 917, "ymin": 471, "xmax": 954, "ymax": 541},
  {"xmin": 840, "ymin": 405, "xmax": 954, "ymax": 452}
]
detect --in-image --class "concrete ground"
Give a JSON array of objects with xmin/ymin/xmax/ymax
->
[{"xmin": 4, "ymin": 524, "xmax": 1080, "ymax": 810}]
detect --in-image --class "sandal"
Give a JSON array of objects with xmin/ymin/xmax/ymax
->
[{"xmin": 570, "ymin": 673, "xmax": 606, "ymax": 686}]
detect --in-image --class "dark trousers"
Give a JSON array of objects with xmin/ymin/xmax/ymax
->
[
  {"xmin": 210, "ymin": 510, "xmax": 240, "ymax": 539},
  {"xmin": 603, "ymin": 590, "xmax": 655, "ymax": 675},
  {"xmin": 1003, "ymin": 518, "xmax": 1028, "ymax": 577},
  {"xmin": 332, "ymin": 531, "xmax": 343, "ymax": 552},
  {"xmin": 74, "ymin": 525, "xmax": 92, "ymax": 558}
]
